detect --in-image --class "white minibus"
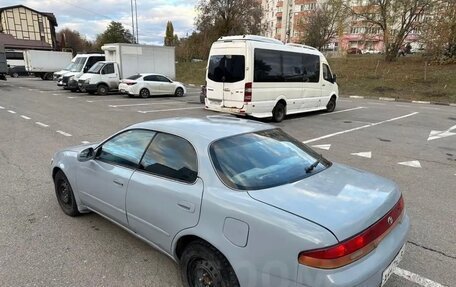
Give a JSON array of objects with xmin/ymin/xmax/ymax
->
[{"xmin": 205, "ymin": 35, "xmax": 338, "ymax": 122}]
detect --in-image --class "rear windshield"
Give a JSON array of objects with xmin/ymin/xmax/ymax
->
[
  {"xmin": 208, "ymin": 55, "xmax": 245, "ymax": 83},
  {"xmin": 210, "ymin": 129, "xmax": 330, "ymax": 190},
  {"xmin": 127, "ymin": 74, "xmax": 142, "ymax": 80}
]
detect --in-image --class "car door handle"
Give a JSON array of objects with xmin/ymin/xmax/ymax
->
[
  {"xmin": 177, "ymin": 201, "xmax": 195, "ymax": 213},
  {"xmin": 207, "ymin": 88, "xmax": 214, "ymax": 91},
  {"xmin": 322, "ymin": 84, "xmax": 326, "ymax": 87},
  {"xmin": 113, "ymin": 179, "xmax": 124, "ymax": 187}
]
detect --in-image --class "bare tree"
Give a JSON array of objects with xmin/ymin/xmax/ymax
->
[
  {"xmin": 298, "ymin": 0, "xmax": 348, "ymax": 50},
  {"xmin": 421, "ymin": 0, "xmax": 456, "ymax": 62},
  {"xmin": 350, "ymin": 0, "xmax": 433, "ymax": 61},
  {"xmin": 57, "ymin": 28, "xmax": 94, "ymax": 54}
]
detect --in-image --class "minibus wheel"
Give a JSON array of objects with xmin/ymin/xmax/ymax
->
[
  {"xmin": 272, "ymin": 102, "xmax": 286, "ymax": 122},
  {"xmin": 326, "ymin": 97, "xmax": 336, "ymax": 112}
]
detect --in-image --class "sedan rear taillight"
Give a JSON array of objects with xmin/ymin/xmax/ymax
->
[
  {"xmin": 126, "ymin": 82, "xmax": 136, "ymax": 86},
  {"xmin": 299, "ymin": 196, "xmax": 404, "ymax": 269}
]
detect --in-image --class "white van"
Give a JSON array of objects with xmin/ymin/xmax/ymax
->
[{"xmin": 205, "ymin": 35, "xmax": 339, "ymax": 122}]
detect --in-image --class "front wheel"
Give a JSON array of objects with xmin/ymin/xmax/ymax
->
[
  {"xmin": 326, "ymin": 97, "xmax": 336, "ymax": 112},
  {"xmin": 97, "ymin": 84, "xmax": 108, "ymax": 95},
  {"xmin": 180, "ymin": 240, "xmax": 239, "ymax": 287},
  {"xmin": 54, "ymin": 171, "xmax": 80, "ymax": 217},
  {"xmin": 175, "ymin": 87, "xmax": 184, "ymax": 97}
]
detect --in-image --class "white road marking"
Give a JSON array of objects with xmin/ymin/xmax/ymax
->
[
  {"xmin": 303, "ymin": 112, "xmax": 419, "ymax": 144},
  {"xmin": 412, "ymin": 100, "xmax": 431, "ymax": 104},
  {"xmin": 81, "ymin": 141, "xmax": 90, "ymax": 144},
  {"xmin": 427, "ymin": 124, "xmax": 456, "ymax": 141},
  {"xmin": 87, "ymin": 98, "xmax": 134, "ymax": 103},
  {"xmin": 28, "ymin": 89, "xmax": 34, "ymax": 91},
  {"xmin": 67, "ymin": 96, "xmax": 76, "ymax": 99},
  {"xmin": 138, "ymin": 107, "xmax": 202, "ymax": 114},
  {"xmin": 379, "ymin": 97, "xmax": 396, "ymax": 101},
  {"xmin": 351, "ymin": 151, "xmax": 372, "ymax": 158},
  {"xmin": 52, "ymin": 93, "xmax": 61, "ymax": 96},
  {"xmin": 20, "ymin": 115, "xmax": 31, "ymax": 120},
  {"xmin": 35, "ymin": 122, "xmax": 49, "ymax": 128},
  {"xmin": 321, "ymin": 106, "xmax": 365, "ymax": 115},
  {"xmin": 56, "ymin": 130, "xmax": 72, "ymax": 137},
  {"xmin": 367, "ymin": 102, "xmax": 386, "ymax": 106},
  {"xmin": 349, "ymin": 95, "xmax": 364, "ymax": 99},
  {"xmin": 398, "ymin": 160, "xmax": 422, "ymax": 168},
  {"xmin": 109, "ymin": 101, "xmax": 183, "ymax": 108},
  {"xmin": 0, "ymin": 106, "xmax": 4, "ymax": 109},
  {"xmin": 7, "ymin": 110, "xmax": 16, "ymax": 114},
  {"xmin": 311, "ymin": 144, "xmax": 331, "ymax": 150},
  {"xmin": 393, "ymin": 267, "xmax": 447, "ymax": 287}
]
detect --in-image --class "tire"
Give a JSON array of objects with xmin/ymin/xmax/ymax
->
[
  {"xmin": 97, "ymin": 84, "xmax": 108, "ymax": 95},
  {"xmin": 326, "ymin": 97, "xmax": 336, "ymax": 112},
  {"xmin": 140, "ymin": 88, "xmax": 150, "ymax": 98},
  {"xmin": 272, "ymin": 102, "xmax": 286, "ymax": 122},
  {"xmin": 54, "ymin": 171, "xmax": 80, "ymax": 217},
  {"xmin": 175, "ymin": 87, "xmax": 184, "ymax": 97},
  {"xmin": 12, "ymin": 72, "xmax": 19, "ymax": 78},
  {"xmin": 180, "ymin": 240, "xmax": 239, "ymax": 287}
]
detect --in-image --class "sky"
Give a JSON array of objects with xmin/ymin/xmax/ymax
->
[{"xmin": 2, "ymin": 0, "xmax": 199, "ymax": 44}]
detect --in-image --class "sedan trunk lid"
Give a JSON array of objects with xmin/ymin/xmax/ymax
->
[{"xmin": 247, "ymin": 163, "xmax": 401, "ymax": 241}]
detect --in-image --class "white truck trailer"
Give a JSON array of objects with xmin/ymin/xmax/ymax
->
[
  {"xmin": 78, "ymin": 43, "xmax": 175, "ymax": 95},
  {"xmin": 24, "ymin": 50, "xmax": 73, "ymax": 80}
]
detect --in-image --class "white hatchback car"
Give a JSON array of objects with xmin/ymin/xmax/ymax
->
[{"xmin": 119, "ymin": 73, "xmax": 186, "ymax": 98}]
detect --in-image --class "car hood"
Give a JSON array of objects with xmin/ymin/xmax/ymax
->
[
  {"xmin": 59, "ymin": 143, "xmax": 97, "ymax": 153},
  {"xmin": 247, "ymin": 163, "xmax": 401, "ymax": 241}
]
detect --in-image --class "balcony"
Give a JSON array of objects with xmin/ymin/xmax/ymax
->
[
  {"xmin": 276, "ymin": 1, "xmax": 283, "ymax": 7},
  {"xmin": 276, "ymin": 12, "xmax": 283, "ymax": 17}
]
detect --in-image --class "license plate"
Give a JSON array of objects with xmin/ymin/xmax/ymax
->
[
  {"xmin": 120, "ymin": 89, "xmax": 125, "ymax": 93},
  {"xmin": 381, "ymin": 245, "xmax": 405, "ymax": 286}
]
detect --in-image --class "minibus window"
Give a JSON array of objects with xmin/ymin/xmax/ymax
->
[
  {"xmin": 208, "ymin": 55, "xmax": 245, "ymax": 83},
  {"xmin": 302, "ymin": 54, "xmax": 320, "ymax": 83}
]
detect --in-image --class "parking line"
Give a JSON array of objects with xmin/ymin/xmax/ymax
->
[
  {"xmin": 20, "ymin": 115, "xmax": 31, "ymax": 120},
  {"xmin": 0, "ymin": 106, "xmax": 4, "ymax": 109},
  {"xmin": 320, "ymin": 106, "xmax": 365, "ymax": 116},
  {"xmin": 81, "ymin": 141, "xmax": 90, "ymax": 144},
  {"xmin": 303, "ymin": 112, "xmax": 419, "ymax": 144},
  {"xmin": 35, "ymin": 122, "xmax": 49, "ymax": 128},
  {"xmin": 7, "ymin": 110, "xmax": 16, "ymax": 114},
  {"xmin": 393, "ymin": 267, "xmax": 446, "ymax": 287},
  {"xmin": 138, "ymin": 107, "xmax": 202, "ymax": 114},
  {"xmin": 56, "ymin": 130, "xmax": 72, "ymax": 137},
  {"xmin": 109, "ymin": 101, "xmax": 183, "ymax": 108},
  {"xmin": 87, "ymin": 98, "xmax": 135, "ymax": 103}
]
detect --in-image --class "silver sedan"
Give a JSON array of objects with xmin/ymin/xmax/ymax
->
[{"xmin": 51, "ymin": 116, "xmax": 409, "ymax": 287}]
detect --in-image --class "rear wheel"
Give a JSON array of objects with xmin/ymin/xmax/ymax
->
[
  {"xmin": 175, "ymin": 87, "xmax": 184, "ymax": 97},
  {"xmin": 140, "ymin": 88, "xmax": 150, "ymax": 98},
  {"xmin": 12, "ymin": 72, "xmax": 19, "ymax": 78},
  {"xmin": 54, "ymin": 171, "xmax": 80, "ymax": 217},
  {"xmin": 180, "ymin": 240, "xmax": 239, "ymax": 287},
  {"xmin": 272, "ymin": 102, "xmax": 286, "ymax": 122},
  {"xmin": 97, "ymin": 84, "xmax": 108, "ymax": 95},
  {"xmin": 326, "ymin": 97, "xmax": 336, "ymax": 112}
]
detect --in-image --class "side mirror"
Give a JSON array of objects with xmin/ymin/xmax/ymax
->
[
  {"xmin": 332, "ymin": 74, "xmax": 337, "ymax": 83},
  {"xmin": 83, "ymin": 66, "xmax": 88, "ymax": 73},
  {"xmin": 77, "ymin": 147, "xmax": 95, "ymax": 162}
]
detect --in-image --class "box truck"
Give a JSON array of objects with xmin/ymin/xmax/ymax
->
[
  {"xmin": 78, "ymin": 43, "xmax": 175, "ymax": 95},
  {"xmin": 0, "ymin": 45, "xmax": 7, "ymax": 80},
  {"xmin": 24, "ymin": 50, "xmax": 73, "ymax": 80}
]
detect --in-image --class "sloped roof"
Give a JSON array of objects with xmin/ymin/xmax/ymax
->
[
  {"xmin": 0, "ymin": 33, "xmax": 52, "ymax": 50},
  {"xmin": 0, "ymin": 5, "xmax": 58, "ymax": 26}
]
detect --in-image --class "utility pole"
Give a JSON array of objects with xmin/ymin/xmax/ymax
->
[
  {"xmin": 135, "ymin": 0, "xmax": 139, "ymax": 44},
  {"xmin": 130, "ymin": 0, "xmax": 136, "ymax": 43}
]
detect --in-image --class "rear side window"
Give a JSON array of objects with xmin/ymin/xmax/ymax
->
[
  {"xmin": 140, "ymin": 133, "xmax": 198, "ymax": 183},
  {"xmin": 156, "ymin": 75, "xmax": 171, "ymax": 82},
  {"xmin": 208, "ymin": 55, "xmax": 245, "ymax": 83}
]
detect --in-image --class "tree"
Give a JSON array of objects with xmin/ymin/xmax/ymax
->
[
  {"xmin": 351, "ymin": 0, "xmax": 433, "ymax": 61},
  {"xmin": 95, "ymin": 21, "xmax": 134, "ymax": 49},
  {"xmin": 421, "ymin": 0, "xmax": 456, "ymax": 63},
  {"xmin": 298, "ymin": 0, "xmax": 348, "ymax": 50},
  {"xmin": 56, "ymin": 28, "xmax": 94, "ymax": 54},
  {"xmin": 164, "ymin": 21, "xmax": 179, "ymax": 46},
  {"xmin": 194, "ymin": 0, "xmax": 264, "ymax": 58}
]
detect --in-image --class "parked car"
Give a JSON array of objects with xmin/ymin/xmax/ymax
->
[
  {"xmin": 51, "ymin": 116, "xmax": 409, "ymax": 287},
  {"xmin": 118, "ymin": 73, "xmax": 186, "ymax": 98},
  {"xmin": 362, "ymin": 48, "xmax": 381, "ymax": 54},
  {"xmin": 200, "ymin": 84, "xmax": 207, "ymax": 104},
  {"xmin": 347, "ymin": 47, "xmax": 363, "ymax": 54},
  {"xmin": 8, "ymin": 65, "xmax": 29, "ymax": 77}
]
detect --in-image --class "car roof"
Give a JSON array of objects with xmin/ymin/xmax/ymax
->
[
  {"xmin": 128, "ymin": 116, "xmax": 274, "ymax": 143},
  {"xmin": 139, "ymin": 73, "xmax": 165, "ymax": 77}
]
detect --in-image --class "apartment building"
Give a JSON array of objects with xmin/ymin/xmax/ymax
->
[
  {"xmin": 261, "ymin": 0, "xmax": 423, "ymax": 52},
  {"xmin": 0, "ymin": 5, "xmax": 58, "ymax": 50}
]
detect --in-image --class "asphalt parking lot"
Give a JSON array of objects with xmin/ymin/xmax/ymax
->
[{"xmin": 0, "ymin": 77, "xmax": 455, "ymax": 287}]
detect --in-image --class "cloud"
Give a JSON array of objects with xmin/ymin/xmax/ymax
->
[{"xmin": 1, "ymin": 0, "xmax": 198, "ymax": 44}]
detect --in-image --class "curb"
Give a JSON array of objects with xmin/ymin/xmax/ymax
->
[{"xmin": 343, "ymin": 95, "xmax": 455, "ymax": 107}]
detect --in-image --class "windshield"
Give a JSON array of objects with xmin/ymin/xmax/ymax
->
[
  {"xmin": 64, "ymin": 62, "xmax": 74, "ymax": 71},
  {"xmin": 88, "ymin": 62, "xmax": 104, "ymax": 74},
  {"xmin": 210, "ymin": 129, "xmax": 329, "ymax": 190},
  {"xmin": 70, "ymin": 57, "xmax": 87, "ymax": 72},
  {"xmin": 127, "ymin": 74, "xmax": 142, "ymax": 80},
  {"xmin": 208, "ymin": 55, "xmax": 245, "ymax": 83}
]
